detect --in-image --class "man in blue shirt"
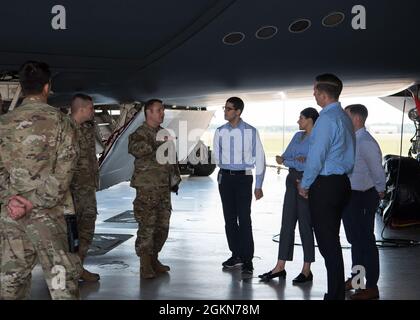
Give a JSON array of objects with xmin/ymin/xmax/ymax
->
[
  {"xmin": 213, "ymin": 97, "xmax": 266, "ymax": 274},
  {"xmin": 298, "ymin": 74, "xmax": 355, "ymax": 300}
]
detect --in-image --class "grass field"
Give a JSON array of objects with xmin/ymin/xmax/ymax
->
[{"xmin": 201, "ymin": 131, "xmax": 413, "ymax": 163}]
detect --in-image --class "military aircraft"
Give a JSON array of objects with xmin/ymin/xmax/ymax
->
[{"xmin": 1, "ymin": 0, "xmax": 420, "ymax": 189}]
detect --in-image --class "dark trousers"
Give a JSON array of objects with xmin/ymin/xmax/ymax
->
[
  {"xmin": 309, "ymin": 174, "xmax": 351, "ymax": 300},
  {"xmin": 218, "ymin": 170, "xmax": 254, "ymax": 262},
  {"xmin": 278, "ymin": 169, "xmax": 315, "ymax": 262},
  {"xmin": 342, "ymin": 188, "xmax": 380, "ymax": 289}
]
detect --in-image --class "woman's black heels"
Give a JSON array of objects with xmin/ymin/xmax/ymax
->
[{"xmin": 258, "ymin": 269, "xmax": 287, "ymax": 282}]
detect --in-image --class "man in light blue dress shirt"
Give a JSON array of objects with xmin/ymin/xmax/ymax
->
[
  {"xmin": 343, "ymin": 104, "xmax": 385, "ymax": 300},
  {"xmin": 213, "ymin": 97, "xmax": 266, "ymax": 274},
  {"xmin": 298, "ymin": 74, "xmax": 355, "ymax": 300}
]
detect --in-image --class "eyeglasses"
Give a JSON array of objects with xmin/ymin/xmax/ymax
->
[{"xmin": 222, "ymin": 106, "xmax": 236, "ymax": 111}]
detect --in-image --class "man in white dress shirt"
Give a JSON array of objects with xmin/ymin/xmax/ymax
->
[{"xmin": 343, "ymin": 104, "xmax": 386, "ymax": 300}]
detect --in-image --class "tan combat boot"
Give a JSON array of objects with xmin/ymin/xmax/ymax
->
[
  {"xmin": 152, "ymin": 254, "xmax": 170, "ymax": 273},
  {"xmin": 80, "ymin": 268, "xmax": 100, "ymax": 282},
  {"xmin": 140, "ymin": 254, "xmax": 156, "ymax": 279},
  {"xmin": 78, "ymin": 255, "xmax": 100, "ymax": 282}
]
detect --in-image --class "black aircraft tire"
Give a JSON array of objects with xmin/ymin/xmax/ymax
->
[{"xmin": 192, "ymin": 163, "xmax": 216, "ymax": 176}]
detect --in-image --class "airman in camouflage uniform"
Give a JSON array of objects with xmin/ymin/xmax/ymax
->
[
  {"xmin": 70, "ymin": 94, "xmax": 100, "ymax": 282},
  {"xmin": 128, "ymin": 99, "xmax": 180, "ymax": 279},
  {"xmin": 0, "ymin": 61, "xmax": 82, "ymax": 300}
]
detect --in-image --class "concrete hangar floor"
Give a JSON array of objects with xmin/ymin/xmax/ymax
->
[{"xmin": 29, "ymin": 169, "xmax": 420, "ymax": 300}]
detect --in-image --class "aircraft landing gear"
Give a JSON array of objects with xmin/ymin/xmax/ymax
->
[{"xmin": 178, "ymin": 141, "xmax": 216, "ymax": 177}]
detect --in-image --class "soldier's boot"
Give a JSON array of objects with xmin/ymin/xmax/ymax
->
[
  {"xmin": 80, "ymin": 268, "xmax": 101, "ymax": 282},
  {"xmin": 140, "ymin": 254, "xmax": 156, "ymax": 279},
  {"xmin": 152, "ymin": 254, "xmax": 170, "ymax": 273}
]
